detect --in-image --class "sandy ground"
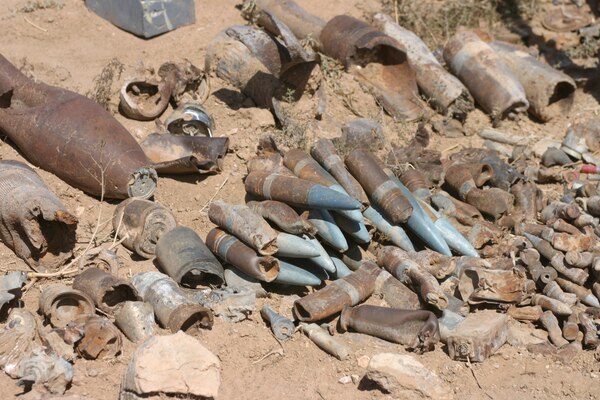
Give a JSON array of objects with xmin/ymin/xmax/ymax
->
[{"xmin": 0, "ymin": 0, "xmax": 600, "ymax": 399}]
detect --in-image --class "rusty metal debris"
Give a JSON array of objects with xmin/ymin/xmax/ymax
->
[
  {"xmin": 113, "ymin": 198, "xmax": 177, "ymax": 259},
  {"xmin": 339, "ymin": 305, "xmax": 439, "ymax": 352},
  {"xmin": 261, "ymin": 305, "xmax": 295, "ymax": 341},
  {"xmin": 293, "ymin": 262, "xmax": 380, "ymax": 321},
  {"xmin": 73, "ymin": 314, "xmax": 123, "ymax": 360},
  {"xmin": 131, "ymin": 271, "xmax": 213, "ymax": 333},
  {"xmin": 247, "ymin": 200, "xmax": 316, "ymax": 235},
  {"xmin": 446, "ymin": 310, "xmax": 508, "ymax": 362},
  {"xmin": 458, "ymin": 267, "xmax": 527, "ymax": 305},
  {"xmin": 0, "ymin": 54, "xmax": 157, "ymax": 199},
  {"xmin": 155, "ymin": 226, "xmax": 225, "ymax": 286},
  {"xmin": 120, "ymin": 61, "xmax": 209, "ymax": 121},
  {"xmin": 165, "ymin": 103, "xmax": 214, "ymax": 136},
  {"xmin": 0, "ymin": 160, "xmax": 77, "ymax": 272},
  {"xmin": 73, "ymin": 268, "xmax": 140, "ymax": 314},
  {"xmin": 0, "ymin": 271, "xmax": 26, "ymax": 317},
  {"xmin": 300, "ymin": 323, "xmax": 348, "ymax": 360},
  {"xmin": 38, "ymin": 284, "xmax": 95, "ymax": 328},
  {"xmin": 443, "ymin": 31, "xmax": 528, "ymax": 125},
  {"xmin": 114, "ymin": 301, "xmax": 156, "ymax": 343}
]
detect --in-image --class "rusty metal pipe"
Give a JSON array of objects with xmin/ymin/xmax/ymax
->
[
  {"xmin": 339, "ymin": 305, "xmax": 439, "ymax": 352},
  {"xmin": 490, "ymin": 41, "xmax": 575, "ymax": 122},
  {"xmin": 155, "ymin": 226, "xmax": 225, "ymax": 287},
  {"xmin": 0, "ymin": 160, "xmax": 77, "ymax": 272},
  {"xmin": 292, "ymin": 262, "xmax": 380, "ymax": 321},
  {"xmin": 245, "ymin": 171, "xmax": 361, "ymax": 210},
  {"xmin": 73, "ymin": 268, "xmax": 140, "ymax": 314},
  {"xmin": 310, "ymin": 139, "xmax": 369, "ymax": 206},
  {"xmin": 345, "ymin": 149, "xmax": 413, "ymax": 224},
  {"xmin": 130, "ymin": 271, "xmax": 213, "ymax": 333},
  {"xmin": 0, "ymin": 54, "xmax": 157, "ymax": 199},
  {"xmin": 247, "ymin": 200, "xmax": 316, "ymax": 235},
  {"xmin": 205, "ymin": 228, "xmax": 279, "ymax": 282},
  {"xmin": 38, "ymin": 283, "xmax": 95, "ymax": 328},
  {"xmin": 112, "ymin": 198, "xmax": 177, "ymax": 259},
  {"xmin": 443, "ymin": 32, "xmax": 528, "ymax": 124}
]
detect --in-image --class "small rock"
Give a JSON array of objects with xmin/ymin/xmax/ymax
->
[
  {"xmin": 362, "ymin": 353, "xmax": 453, "ymax": 399},
  {"xmin": 86, "ymin": 368, "xmax": 99, "ymax": 378},
  {"xmin": 507, "ymin": 322, "xmax": 546, "ymax": 348},
  {"xmin": 240, "ymin": 107, "xmax": 275, "ymax": 129},
  {"xmin": 338, "ymin": 375, "xmax": 352, "ymax": 385},
  {"xmin": 120, "ymin": 331, "xmax": 220, "ymax": 399},
  {"xmin": 351, "ymin": 374, "xmax": 360, "ymax": 385},
  {"xmin": 357, "ymin": 355, "xmax": 370, "ymax": 369}
]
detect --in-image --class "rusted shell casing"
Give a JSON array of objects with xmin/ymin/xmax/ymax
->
[
  {"xmin": 511, "ymin": 181, "xmax": 542, "ymax": 223},
  {"xmin": 38, "ymin": 283, "xmax": 95, "ymax": 328},
  {"xmin": 246, "ymin": 153, "xmax": 293, "ymax": 175},
  {"xmin": 531, "ymin": 294, "xmax": 572, "ymax": 316},
  {"xmin": 320, "ymin": 15, "xmax": 422, "ymax": 121},
  {"xmin": 373, "ymin": 13, "xmax": 473, "ymax": 117},
  {"xmin": 552, "ymin": 219, "xmax": 580, "ymax": 236},
  {"xmin": 205, "ymin": 228, "xmax": 279, "ymax": 282},
  {"xmin": 339, "ymin": 305, "xmax": 439, "ymax": 352},
  {"xmin": 540, "ymin": 311, "xmax": 569, "ymax": 347},
  {"xmin": 377, "ymin": 246, "xmax": 448, "ymax": 310},
  {"xmin": 73, "ymin": 268, "xmax": 140, "ymax": 314},
  {"xmin": 374, "ymin": 270, "xmax": 423, "ymax": 310},
  {"xmin": 113, "ymin": 301, "xmax": 156, "ymax": 343},
  {"xmin": 0, "ymin": 54, "xmax": 157, "ymax": 199},
  {"xmin": 140, "ymin": 134, "xmax": 229, "ymax": 175},
  {"xmin": 73, "ymin": 315, "xmax": 123, "ymax": 360},
  {"xmin": 555, "ymin": 277, "xmax": 600, "ymax": 308},
  {"xmin": 112, "ymin": 198, "xmax": 177, "ymax": 259},
  {"xmin": 155, "ymin": 226, "xmax": 224, "ymax": 287},
  {"xmin": 399, "ymin": 168, "xmax": 431, "ymax": 200},
  {"xmin": 507, "ymin": 305, "xmax": 543, "ymax": 321},
  {"xmin": 579, "ymin": 312, "xmax": 600, "ymax": 349},
  {"xmin": 490, "ymin": 41, "xmax": 575, "ymax": 122},
  {"xmin": 0, "ymin": 160, "xmax": 78, "ymax": 272},
  {"xmin": 430, "ymin": 191, "xmax": 483, "ymax": 226},
  {"xmin": 565, "ymin": 251, "xmax": 594, "ymax": 268},
  {"xmin": 250, "ymin": 0, "xmax": 326, "ymax": 42},
  {"xmin": 246, "ymin": 200, "xmax": 316, "ymax": 235},
  {"xmin": 345, "ymin": 149, "xmax": 413, "ymax": 224},
  {"xmin": 543, "ymin": 281, "xmax": 577, "ymax": 306},
  {"xmin": 411, "ymin": 250, "xmax": 456, "ymax": 280},
  {"xmin": 130, "ymin": 271, "xmax": 214, "ymax": 333},
  {"xmin": 562, "ymin": 313, "xmax": 580, "ymax": 342},
  {"xmin": 443, "ymin": 31, "xmax": 528, "ymax": 124},
  {"xmin": 550, "ymin": 232, "xmax": 593, "ymax": 253},
  {"xmin": 245, "ymin": 171, "xmax": 361, "ymax": 210},
  {"xmin": 209, "ymin": 200, "xmax": 278, "ymax": 255},
  {"xmin": 293, "ymin": 262, "xmax": 381, "ymax": 322},
  {"xmin": 310, "ymin": 139, "xmax": 369, "ymax": 206}
]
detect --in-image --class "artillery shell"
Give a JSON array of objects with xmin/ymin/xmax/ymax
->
[
  {"xmin": 156, "ymin": 226, "xmax": 224, "ymax": 287},
  {"xmin": 579, "ymin": 312, "xmax": 600, "ymax": 349},
  {"xmin": 377, "ymin": 246, "xmax": 448, "ymax": 310},
  {"xmin": 531, "ymin": 294, "xmax": 572, "ymax": 316},
  {"xmin": 0, "ymin": 54, "xmax": 157, "ymax": 199},
  {"xmin": 293, "ymin": 262, "xmax": 380, "ymax": 321},
  {"xmin": 507, "ymin": 305, "xmax": 543, "ymax": 322},
  {"xmin": 328, "ymin": 255, "xmax": 353, "ymax": 279},
  {"xmin": 373, "ymin": 13, "xmax": 473, "ymax": 117},
  {"xmin": 284, "ymin": 148, "xmax": 363, "ymax": 223},
  {"xmin": 339, "ymin": 305, "xmax": 439, "ymax": 352},
  {"xmin": 331, "ymin": 213, "xmax": 371, "ymax": 245},
  {"xmin": 112, "ymin": 198, "xmax": 177, "ymax": 259},
  {"xmin": 209, "ymin": 200, "xmax": 278, "ymax": 255},
  {"xmin": 320, "ymin": 15, "xmax": 422, "ymax": 120},
  {"xmin": 363, "ymin": 205, "xmax": 415, "ymax": 252},
  {"xmin": 74, "ymin": 315, "xmax": 123, "ymax": 360},
  {"xmin": 490, "ymin": 41, "xmax": 575, "ymax": 122},
  {"xmin": 113, "ymin": 301, "xmax": 156, "ymax": 343},
  {"xmin": 206, "ymin": 228, "xmax": 279, "ymax": 282},
  {"xmin": 345, "ymin": 149, "xmax": 413, "ymax": 224},
  {"xmin": 303, "ymin": 208, "xmax": 347, "ymax": 251},
  {"xmin": 310, "ymin": 139, "xmax": 369, "ymax": 206},
  {"xmin": 300, "ymin": 323, "xmax": 349, "ymax": 360},
  {"xmin": 562, "ymin": 313, "xmax": 580, "ymax": 342},
  {"xmin": 0, "ymin": 160, "xmax": 77, "ymax": 272},
  {"xmin": 374, "ymin": 270, "xmax": 423, "ymax": 310},
  {"xmin": 540, "ymin": 311, "xmax": 569, "ymax": 348},
  {"xmin": 275, "ymin": 232, "xmax": 320, "ymax": 258},
  {"xmin": 261, "ymin": 305, "xmax": 295, "ymax": 341},
  {"xmin": 131, "ymin": 271, "xmax": 213, "ymax": 333},
  {"xmin": 224, "ymin": 268, "xmax": 268, "ymax": 298},
  {"xmin": 274, "ymin": 259, "xmax": 322, "ymax": 286},
  {"xmin": 245, "ymin": 171, "xmax": 361, "ymax": 210},
  {"xmin": 543, "ymin": 281, "xmax": 577, "ymax": 306},
  {"xmin": 247, "ymin": 200, "xmax": 316, "ymax": 235},
  {"xmin": 73, "ymin": 268, "xmax": 140, "ymax": 314},
  {"xmin": 555, "ymin": 277, "xmax": 600, "ymax": 308},
  {"xmin": 443, "ymin": 31, "xmax": 528, "ymax": 124},
  {"xmin": 38, "ymin": 284, "xmax": 95, "ymax": 328}
]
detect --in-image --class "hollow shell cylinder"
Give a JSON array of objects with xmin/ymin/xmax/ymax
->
[{"xmin": 38, "ymin": 283, "xmax": 95, "ymax": 328}]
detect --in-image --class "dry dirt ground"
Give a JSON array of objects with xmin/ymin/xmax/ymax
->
[{"xmin": 1, "ymin": 0, "xmax": 600, "ymax": 399}]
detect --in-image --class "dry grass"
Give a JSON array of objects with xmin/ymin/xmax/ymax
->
[
  {"xmin": 18, "ymin": 0, "xmax": 63, "ymax": 13},
  {"xmin": 381, "ymin": 0, "xmax": 538, "ymax": 48},
  {"xmin": 86, "ymin": 58, "xmax": 124, "ymax": 112}
]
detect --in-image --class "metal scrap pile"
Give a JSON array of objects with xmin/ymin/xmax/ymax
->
[{"xmin": 0, "ymin": 0, "xmax": 599, "ymax": 398}]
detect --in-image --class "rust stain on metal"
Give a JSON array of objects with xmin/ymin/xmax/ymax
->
[
  {"xmin": 73, "ymin": 268, "xmax": 140, "ymax": 314},
  {"xmin": 247, "ymin": 200, "xmax": 316, "ymax": 235}
]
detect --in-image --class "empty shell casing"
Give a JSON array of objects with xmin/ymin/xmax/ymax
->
[
  {"xmin": 38, "ymin": 283, "xmax": 95, "ymax": 328},
  {"xmin": 293, "ymin": 262, "xmax": 381, "ymax": 321},
  {"xmin": 155, "ymin": 226, "xmax": 224, "ymax": 286},
  {"xmin": 540, "ymin": 310, "xmax": 569, "ymax": 347},
  {"xmin": 206, "ymin": 228, "xmax": 279, "ymax": 282},
  {"xmin": 73, "ymin": 268, "xmax": 140, "ymax": 314},
  {"xmin": 112, "ymin": 198, "xmax": 177, "ymax": 259},
  {"xmin": 113, "ymin": 301, "xmax": 156, "ymax": 343}
]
